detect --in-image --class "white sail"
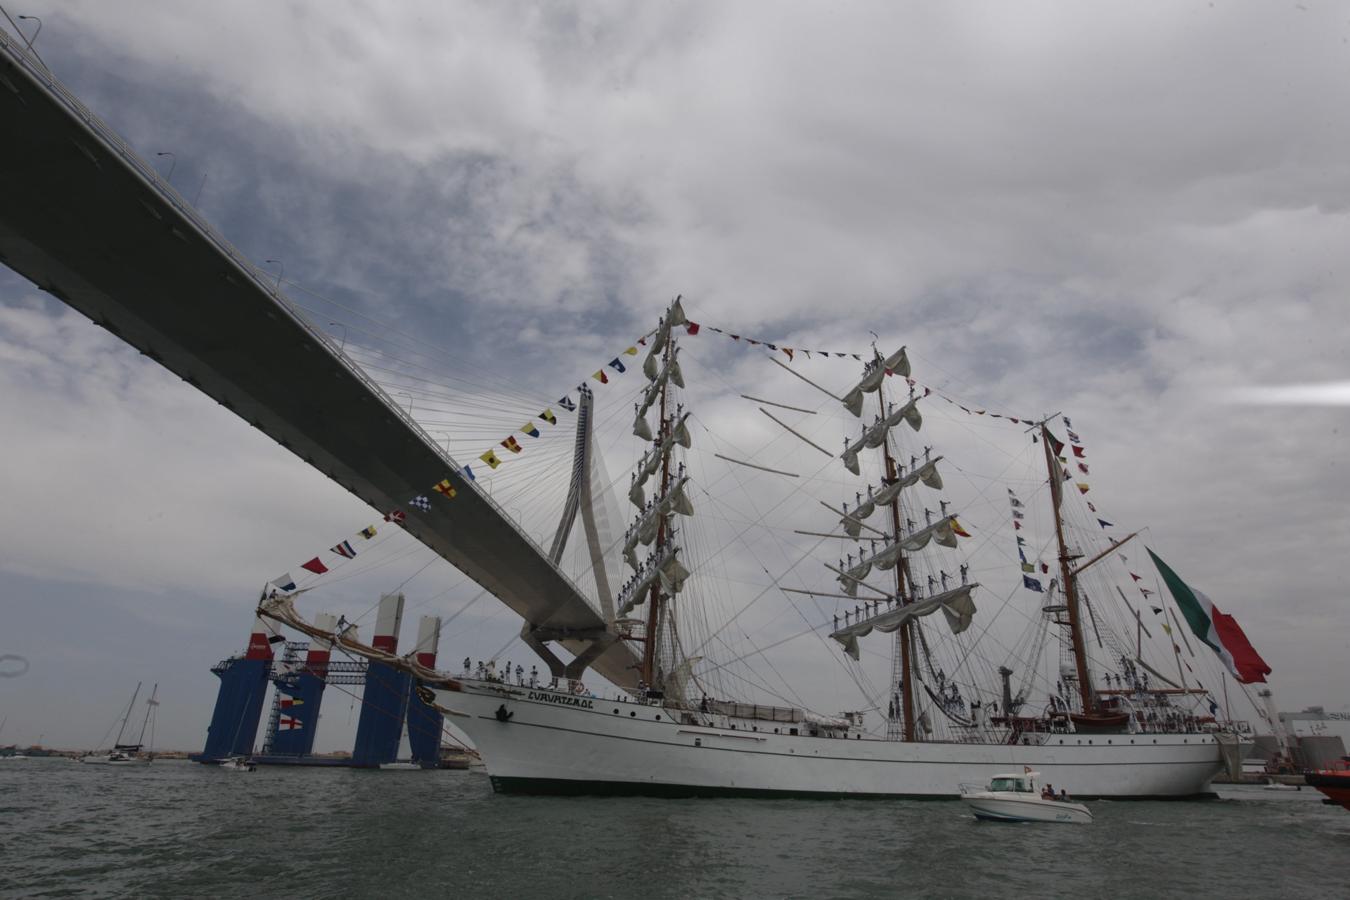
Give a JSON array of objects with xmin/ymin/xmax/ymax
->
[
  {"xmin": 899, "ymin": 514, "xmax": 962, "ymax": 551},
  {"xmin": 842, "ymin": 348, "xmax": 910, "ymax": 417},
  {"xmin": 841, "ymin": 398, "xmax": 922, "ymax": 474},
  {"xmin": 830, "ymin": 585, "xmax": 978, "ymax": 660},
  {"xmin": 623, "ymin": 475, "xmax": 695, "ymax": 566},
  {"xmin": 840, "ymin": 458, "xmax": 945, "ymax": 537}
]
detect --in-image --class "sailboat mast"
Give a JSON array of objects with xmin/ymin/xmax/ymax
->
[
  {"xmin": 1040, "ymin": 423, "xmax": 1094, "ymax": 713},
  {"xmin": 114, "ymin": 681, "xmax": 142, "ymax": 746},
  {"xmin": 135, "ymin": 683, "xmax": 158, "ymax": 746},
  {"xmin": 879, "ymin": 383, "xmax": 916, "ymax": 742},
  {"xmin": 640, "ymin": 333, "xmax": 674, "ymax": 687}
]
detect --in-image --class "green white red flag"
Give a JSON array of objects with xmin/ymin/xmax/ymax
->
[{"xmin": 1148, "ymin": 549, "xmax": 1271, "ymax": 683}]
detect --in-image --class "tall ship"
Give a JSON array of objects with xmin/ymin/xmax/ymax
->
[{"xmin": 262, "ymin": 298, "xmax": 1259, "ymax": 798}]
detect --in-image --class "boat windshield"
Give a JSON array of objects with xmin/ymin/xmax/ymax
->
[{"xmin": 989, "ymin": 777, "xmax": 1031, "ymax": 792}]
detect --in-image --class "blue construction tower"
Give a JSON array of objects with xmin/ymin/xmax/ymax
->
[
  {"xmin": 351, "ymin": 593, "xmax": 408, "ymax": 767},
  {"xmin": 406, "ymin": 615, "xmax": 444, "ymax": 767},
  {"xmin": 196, "ymin": 613, "xmax": 280, "ymax": 762}
]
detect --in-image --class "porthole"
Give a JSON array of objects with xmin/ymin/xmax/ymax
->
[
  {"xmin": 774, "ymin": 728, "xmax": 780, "ymax": 734},
  {"xmin": 1058, "ymin": 739, "xmax": 1063, "ymax": 745},
  {"xmin": 656, "ymin": 715, "xmax": 662, "ymax": 721},
  {"xmin": 1152, "ymin": 739, "xmax": 1157, "ymax": 744},
  {"xmin": 613, "ymin": 708, "xmax": 619, "ymax": 714},
  {"xmin": 1107, "ymin": 740, "xmax": 1112, "ymax": 745},
  {"xmin": 752, "ymin": 726, "xmax": 757, "ymax": 732},
  {"xmin": 1088, "ymin": 740, "xmax": 1093, "ymax": 745},
  {"xmin": 630, "ymin": 711, "xmax": 636, "ymax": 717}
]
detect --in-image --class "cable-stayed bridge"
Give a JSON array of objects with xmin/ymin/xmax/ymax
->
[{"xmin": 0, "ymin": 28, "xmax": 637, "ymax": 689}]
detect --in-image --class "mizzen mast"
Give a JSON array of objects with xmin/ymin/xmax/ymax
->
[{"xmin": 1039, "ymin": 421, "xmax": 1094, "ymax": 716}]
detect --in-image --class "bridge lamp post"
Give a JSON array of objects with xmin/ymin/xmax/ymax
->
[
  {"xmin": 329, "ymin": 322, "xmax": 347, "ymax": 352},
  {"xmin": 264, "ymin": 258, "xmax": 284, "ymax": 290},
  {"xmin": 16, "ymin": 15, "xmax": 40, "ymax": 51},
  {"xmin": 155, "ymin": 151, "xmax": 176, "ymax": 183}
]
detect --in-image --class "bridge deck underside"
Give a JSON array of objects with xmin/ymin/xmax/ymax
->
[{"xmin": 0, "ymin": 39, "xmax": 638, "ymax": 690}]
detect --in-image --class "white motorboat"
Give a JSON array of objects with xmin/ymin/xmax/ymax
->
[{"xmin": 960, "ymin": 770, "xmax": 1093, "ymax": 823}]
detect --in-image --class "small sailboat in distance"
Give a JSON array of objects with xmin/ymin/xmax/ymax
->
[{"xmin": 81, "ymin": 683, "xmax": 157, "ymax": 766}]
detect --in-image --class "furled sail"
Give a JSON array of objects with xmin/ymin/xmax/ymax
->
[
  {"xmin": 840, "ymin": 457, "xmax": 944, "ymax": 537},
  {"xmin": 834, "ymin": 513, "xmax": 962, "ymax": 595},
  {"xmin": 842, "ymin": 347, "xmax": 910, "ymax": 417},
  {"xmin": 830, "ymin": 585, "xmax": 978, "ymax": 660},
  {"xmin": 623, "ymin": 474, "xmax": 695, "ymax": 567},
  {"xmin": 644, "ymin": 298, "xmax": 689, "ymax": 361},
  {"xmin": 841, "ymin": 398, "xmax": 922, "ymax": 474},
  {"xmin": 835, "ymin": 555, "xmax": 874, "ymax": 595},
  {"xmin": 899, "ymin": 514, "xmax": 962, "ymax": 551},
  {"xmin": 616, "ymin": 542, "xmax": 686, "ymax": 616},
  {"xmin": 630, "ymin": 419, "xmax": 687, "ymax": 508},
  {"xmin": 635, "ymin": 348, "xmax": 686, "ymax": 438}
]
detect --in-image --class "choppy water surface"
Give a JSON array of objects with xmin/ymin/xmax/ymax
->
[{"xmin": 2, "ymin": 758, "xmax": 1348, "ymax": 898}]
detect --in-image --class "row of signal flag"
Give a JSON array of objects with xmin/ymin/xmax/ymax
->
[
  {"xmin": 1009, "ymin": 488, "xmax": 1051, "ymax": 593},
  {"xmin": 463, "ymin": 315, "xmax": 1046, "ymax": 484},
  {"xmin": 267, "ymin": 477, "xmax": 463, "ymax": 593},
  {"xmin": 690, "ymin": 318, "xmax": 1036, "ymax": 424},
  {"xmin": 470, "ymin": 336, "xmax": 658, "ymax": 478}
]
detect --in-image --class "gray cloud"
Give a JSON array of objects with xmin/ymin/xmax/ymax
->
[{"xmin": 4, "ymin": 1, "xmax": 1349, "ymax": 747}]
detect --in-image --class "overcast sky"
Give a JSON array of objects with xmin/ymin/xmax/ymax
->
[{"xmin": 2, "ymin": 1, "xmax": 1348, "ymax": 751}]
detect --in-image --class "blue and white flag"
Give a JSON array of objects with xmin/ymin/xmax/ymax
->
[
  {"xmin": 1022, "ymin": 575, "xmax": 1044, "ymax": 593},
  {"xmin": 409, "ymin": 495, "xmax": 431, "ymax": 512},
  {"xmin": 270, "ymin": 573, "xmax": 297, "ymax": 593}
]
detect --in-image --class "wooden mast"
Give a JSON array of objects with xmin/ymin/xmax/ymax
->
[
  {"xmin": 879, "ymin": 371, "xmax": 917, "ymax": 742},
  {"xmin": 1041, "ymin": 422, "xmax": 1094, "ymax": 715},
  {"xmin": 640, "ymin": 329, "xmax": 674, "ymax": 688}
]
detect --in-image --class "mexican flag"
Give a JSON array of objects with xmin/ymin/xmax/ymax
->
[{"xmin": 1148, "ymin": 549, "xmax": 1271, "ymax": 683}]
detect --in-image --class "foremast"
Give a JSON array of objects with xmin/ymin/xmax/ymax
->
[{"xmin": 618, "ymin": 298, "xmax": 694, "ymax": 695}]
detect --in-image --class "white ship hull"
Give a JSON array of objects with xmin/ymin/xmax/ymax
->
[{"xmin": 435, "ymin": 680, "xmax": 1227, "ymax": 799}]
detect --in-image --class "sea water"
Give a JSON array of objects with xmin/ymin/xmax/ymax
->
[{"xmin": 2, "ymin": 758, "xmax": 1348, "ymax": 898}]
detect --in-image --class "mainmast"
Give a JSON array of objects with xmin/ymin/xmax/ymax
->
[
  {"xmin": 826, "ymin": 346, "xmax": 978, "ymax": 740},
  {"xmin": 878, "ymin": 382, "xmax": 917, "ymax": 742},
  {"xmin": 1040, "ymin": 422, "xmax": 1094, "ymax": 714}
]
